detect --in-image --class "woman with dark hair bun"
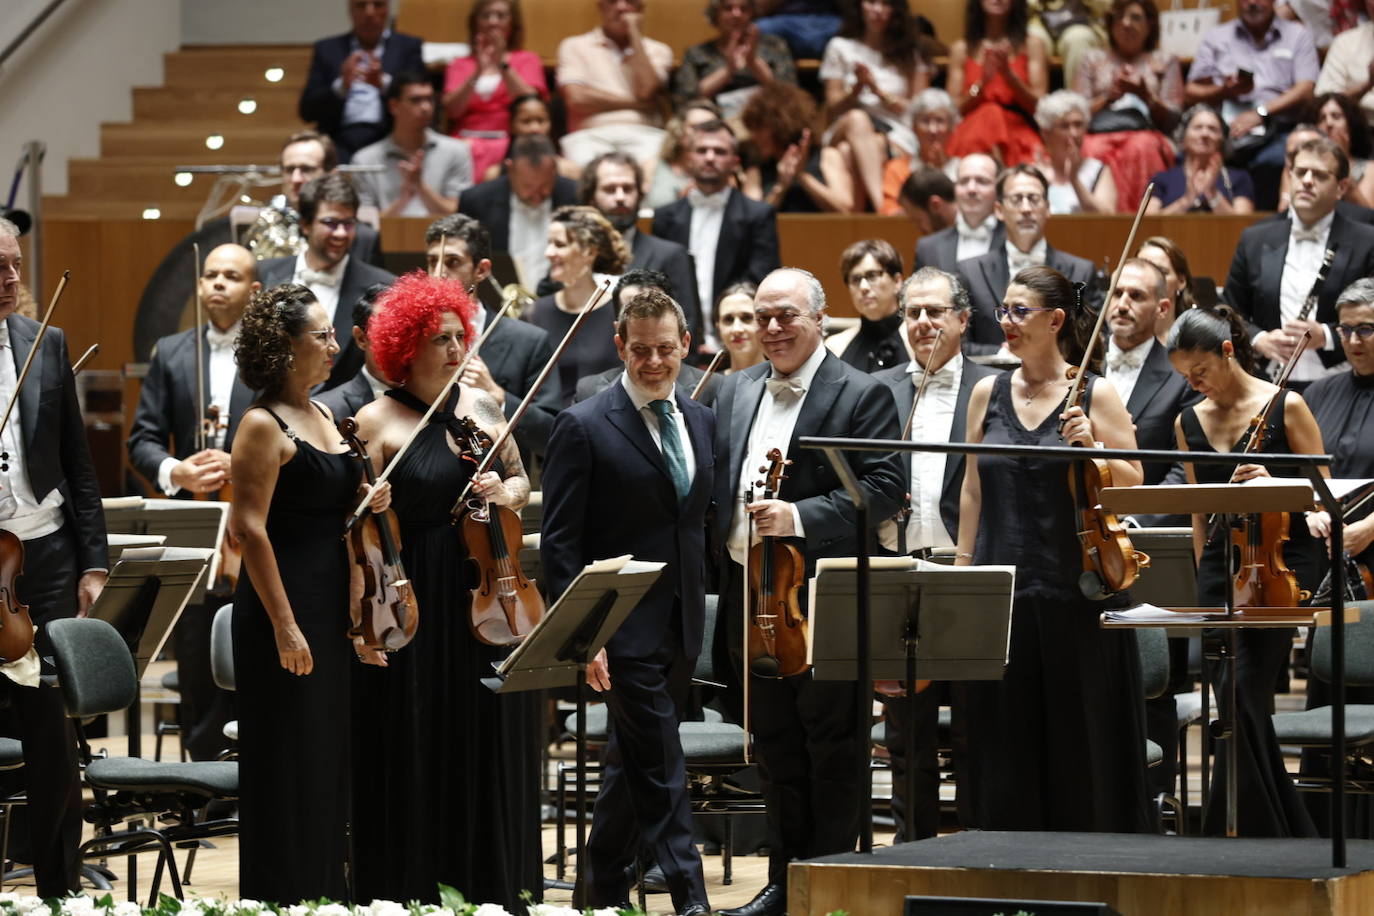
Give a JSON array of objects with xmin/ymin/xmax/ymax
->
[
  {"xmin": 230, "ymin": 283, "xmax": 390, "ymax": 903},
  {"xmin": 955, "ymin": 264, "xmax": 1152, "ymax": 833},
  {"xmin": 1166, "ymin": 304, "xmax": 1325, "ymax": 838}
]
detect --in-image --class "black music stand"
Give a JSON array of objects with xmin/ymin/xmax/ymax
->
[
  {"xmin": 809, "ymin": 557, "xmax": 1016, "ymax": 841},
  {"xmin": 101, "ymin": 497, "xmax": 228, "ymax": 604},
  {"xmin": 486, "ymin": 555, "xmax": 665, "ymax": 902}
]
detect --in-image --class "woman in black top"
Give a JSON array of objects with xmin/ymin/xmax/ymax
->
[
  {"xmin": 956, "ymin": 265, "xmax": 1151, "ymax": 832},
  {"xmin": 1167, "ymin": 305, "xmax": 1325, "ymax": 838}
]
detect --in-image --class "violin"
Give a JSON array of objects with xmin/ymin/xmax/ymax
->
[
  {"xmin": 454, "ymin": 416, "xmax": 543, "ymax": 646},
  {"xmin": 340, "ymin": 417, "xmax": 419, "ymax": 650},
  {"xmin": 745, "ymin": 448, "xmax": 809, "ymax": 678}
]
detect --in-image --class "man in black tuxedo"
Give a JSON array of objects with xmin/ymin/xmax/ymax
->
[
  {"xmin": 425, "ymin": 214, "xmax": 561, "ymax": 462},
  {"xmin": 957, "ymin": 165, "xmax": 1100, "ymax": 355},
  {"xmin": 257, "ymin": 174, "xmax": 396, "ymax": 391},
  {"xmin": 574, "ymin": 270, "xmax": 722, "ymax": 406},
  {"xmin": 1225, "ymin": 136, "xmax": 1374, "ymax": 383},
  {"xmin": 714, "ymin": 268, "xmax": 904, "ymax": 916},
  {"xmin": 127, "ymin": 243, "xmax": 260, "ymax": 760},
  {"xmin": 298, "ymin": 0, "xmax": 425, "ymax": 160},
  {"xmin": 316, "ymin": 283, "xmax": 392, "ymax": 421},
  {"xmin": 873, "ymin": 267, "xmax": 999, "ymax": 842},
  {"xmin": 652, "ymin": 120, "xmax": 779, "ymax": 352},
  {"xmin": 457, "ymin": 134, "xmax": 580, "ymax": 289},
  {"xmin": 541, "ymin": 289, "xmax": 714, "ymax": 916},
  {"xmin": 913, "ymin": 153, "xmax": 1004, "ymax": 274},
  {"xmin": 0, "ymin": 218, "xmax": 108, "ymax": 897}
]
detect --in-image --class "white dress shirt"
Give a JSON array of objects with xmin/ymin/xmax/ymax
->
[
  {"xmin": 0, "ymin": 323, "xmax": 65, "ymax": 540},
  {"xmin": 880, "ymin": 354, "xmax": 963, "ymax": 553},
  {"xmin": 1277, "ymin": 209, "xmax": 1338, "ymax": 381},
  {"xmin": 157, "ymin": 321, "xmax": 241, "ymax": 496},
  {"xmin": 688, "ymin": 188, "xmax": 729, "ymax": 347},
  {"xmin": 727, "ymin": 343, "xmax": 828, "ymax": 565},
  {"xmin": 619, "ymin": 373, "xmax": 696, "ymax": 488},
  {"xmin": 1104, "ymin": 336, "xmax": 1153, "ymax": 406},
  {"xmin": 333, "ymin": 30, "xmax": 391, "ymax": 128},
  {"xmin": 293, "ymin": 251, "xmax": 349, "ymax": 329},
  {"xmin": 1006, "ymin": 238, "xmax": 1048, "ymax": 276},
  {"xmin": 509, "ymin": 193, "xmax": 553, "ymax": 288},
  {"xmin": 955, "ymin": 212, "xmax": 998, "ymax": 263}
]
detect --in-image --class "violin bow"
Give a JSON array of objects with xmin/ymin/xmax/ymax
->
[
  {"xmin": 72, "ymin": 343, "xmax": 99, "ymax": 376},
  {"xmin": 0, "ymin": 270, "xmax": 69, "ymax": 470},
  {"xmin": 690, "ymin": 349, "xmax": 728, "ymax": 402},
  {"xmin": 902, "ymin": 327, "xmax": 944, "ymax": 441},
  {"xmin": 193, "ymin": 242, "xmax": 208, "ymax": 453},
  {"xmin": 447, "ymin": 278, "xmax": 612, "ymax": 518}
]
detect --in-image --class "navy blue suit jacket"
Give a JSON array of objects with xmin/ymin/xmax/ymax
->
[
  {"xmin": 298, "ymin": 31, "xmax": 425, "ymax": 139},
  {"xmin": 541, "ymin": 380, "xmax": 715, "ymax": 660}
]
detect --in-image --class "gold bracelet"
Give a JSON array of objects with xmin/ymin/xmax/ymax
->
[{"xmin": 955, "ymin": 552, "xmax": 973, "ymax": 559}]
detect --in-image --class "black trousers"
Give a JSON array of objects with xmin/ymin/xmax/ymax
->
[
  {"xmin": 882, "ymin": 684, "xmax": 942, "ymax": 842},
  {"xmin": 585, "ymin": 634, "xmax": 708, "ymax": 912},
  {"xmin": 0, "ymin": 526, "xmax": 84, "ymax": 897}
]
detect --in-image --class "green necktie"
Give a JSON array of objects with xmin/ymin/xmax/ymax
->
[{"xmin": 649, "ymin": 399, "xmax": 691, "ymax": 505}]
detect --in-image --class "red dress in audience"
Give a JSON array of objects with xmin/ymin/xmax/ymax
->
[
  {"xmin": 948, "ymin": 53, "xmax": 1044, "ymax": 167},
  {"xmin": 444, "ymin": 50, "xmax": 548, "ymax": 178}
]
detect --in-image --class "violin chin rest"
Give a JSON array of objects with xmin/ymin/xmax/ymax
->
[
  {"xmin": 750, "ymin": 655, "xmax": 781, "ymax": 678},
  {"xmin": 1078, "ymin": 570, "xmax": 1109, "ymax": 602}
]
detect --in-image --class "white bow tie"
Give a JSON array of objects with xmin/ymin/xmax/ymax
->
[
  {"xmin": 1292, "ymin": 226, "xmax": 1324, "ymax": 243},
  {"xmin": 206, "ymin": 327, "xmax": 236, "ymax": 352},
  {"xmin": 1106, "ymin": 346, "xmax": 1148, "ymax": 373},
  {"xmin": 300, "ymin": 267, "xmax": 340, "ymax": 288},
  {"xmin": 766, "ymin": 376, "xmax": 806, "ymax": 401},
  {"xmin": 911, "ymin": 366, "xmax": 956, "ymax": 389},
  {"xmin": 961, "ymin": 224, "xmax": 991, "ymax": 243},
  {"xmin": 1009, "ymin": 250, "xmax": 1043, "ymax": 273},
  {"xmin": 688, "ymin": 189, "xmax": 729, "ymax": 211}
]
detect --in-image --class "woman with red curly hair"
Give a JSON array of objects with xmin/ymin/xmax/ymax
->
[{"xmin": 348, "ymin": 271, "xmax": 543, "ymax": 907}]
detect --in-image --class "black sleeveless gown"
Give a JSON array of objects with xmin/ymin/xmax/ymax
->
[
  {"xmin": 233, "ymin": 404, "xmax": 360, "ymax": 904},
  {"xmin": 1180, "ymin": 392, "xmax": 1319, "ymax": 838},
  {"xmin": 350, "ymin": 388, "xmax": 543, "ymax": 907},
  {"xmin": 959, "ymin": 373, "xmax": 1152, "ymax": 832}
]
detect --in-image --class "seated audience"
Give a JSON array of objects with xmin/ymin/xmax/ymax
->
[
  {"xmin": 1035, "ymin": 90, "xmax": 1119, "ymax": 213},
  {"xmin": 353, "ymin": 72, "xmax": 474, "ymax": 217},
  {"xmin": 1315, "ymin": 3, "xmax": 1374, "ymax": 123},
  {"xmin": 755, "ymin": 0, "xmax": 843, "ymax": 59},
  {"xmin": 897, "ymin": 165, "xmax": 957, "ymax": 236},
  {"xmin": 714, "ymin": 281, "xmax": 765, "ymax": 373},
  {"xmin": 1073, "ymin": 0, "xmax": 1183, "ymax": 211},
  {"xmin": 1137, "ymin": 234, "xmax": 1197, "ymax": 339},
  {"xmin": 645, "ymin": 100, "xmax": 725, "ymax": 210},
  {"xmin": 556, "ymin": 0, "xmax": 674, "ymax": 166},
  {"xmin": 442, "ymin": 0, "xmax": 548, "ymax": 179},
  {"xmin": 479, "ymin": 94, "xmax": 583, "ymax": 182},
  {"xmin": 914, "ymin": 152, "xmax": 1004, "ymax": 273},
  {"xmin": 947, "ymin": 0, "xmax": 1049, "ymax": 168},
  {"xmin": 673, "ymin": 0, "xmax": 798, "ymax": 117},
  {"xmin": 740, "ymin": 84, "xmax": 853, "ymax": 212},
  {"xmin": 1027, "ymin": 0, "xmax": 1107, "ymax": 90},
  {"xmin": 826, "ymin": 238, "xmax": 909, "ymax": 373},
  {"xmin": 880, "ymin": 88, "xmax": 961, "ymax": 215},
  {"xmin": 1315, "ymin": 92, "xmax": 1374, "ymax": 207},
  {"xmin": 819, "ymin": 0, "xmax": 932, "ymax": 211},
  {"xmin": 298, "ymin": 0, "xmax": 425, "ymax": 161},
  {"xmin": 1146, "ymin": 105, "xmax": 1255, "ymax": 214}
]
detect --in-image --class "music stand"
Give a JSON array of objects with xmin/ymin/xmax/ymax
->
[
  {"xmin": 809, "ymin": 557, "xmax": 1015, "ymax": 841},
  {"xmin": 486, "ymin": 554, "xmax": 665, "ymax": 902},
  {"xmin": 101, "ymin": 497, "xmax": 228, "ymax": 604}
]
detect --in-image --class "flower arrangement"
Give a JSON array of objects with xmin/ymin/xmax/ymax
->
[{"xmin": 0, "ymin": 891, "xmax": 645, "ymax": 916}]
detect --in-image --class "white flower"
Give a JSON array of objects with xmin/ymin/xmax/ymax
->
[
  {"xmin": 524, "ymin": 906, "xmax": 581, "ymax": 916},
  {"xmin": 111, "ymin": 903, "xmax": 141, "ymax": 916},
  {"xmin": 314, "ymin": 906, "xmax": 350, "ymax": 916},
  {"xmin": 471, "ymin": 906, "xmax": 512, "ymax": 916},
  {"xmin": 228, "ymin": 901, "xmax": 265, "ymax": 914},
  {"xmin": 59, "ymin": 898, "xmax": 93, "ymax": 916},
  {"xmin": 17, "ymin": 898, "xmax": 51, "ymax": 915},
  {"xmin": 286, "ymin": 905, "xmax": 313, "ymax": 916},
  {"xmin": 590, "ymin": 909, "xmax": 624, "ymax": 916}
]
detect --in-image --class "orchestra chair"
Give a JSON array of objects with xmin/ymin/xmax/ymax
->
[
  {"xmin": 210, "ymin": 604, "xmax": 238, "ymax": 759},
  {"xmin": 46, "ymin": 617, "xmax": 238, "ymax": 905},
  {"xmin": 153, "ymin": 670, "xmax": 187, "ymax": 763},
  {"xmin": 0, "ymin": 737, "xmax": 25, "ymax": 885},
  {"xmin": 1138, "ymin": 626, "xmax": 1184, "ymax": 834}
]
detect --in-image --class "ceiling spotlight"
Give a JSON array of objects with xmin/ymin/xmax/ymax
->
[
  {"xmin": 238, "ymin": 98, "xmax": 258, "ymax": 115},
  {"xmin": 264, "ymin": 67, "xmax": 284, "ymax": 83},
  {"xmin": 205, "ymin": 134, "xmax": 225, "ymax": 151},
  {"xmin": 174, "ymin": 172, "xmax": 193, "ymax": 187},
  {"xmin": 142, "ymin": 207, "xmax": 162, "ymax": 220}
]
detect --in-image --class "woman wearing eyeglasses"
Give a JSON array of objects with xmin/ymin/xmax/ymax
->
[
  {"xmin": 955, "ymin": 265, "xmax": 1152, "ymax": 833},
  {"xmin": 1166, "ymin": 305, "xmax": 1324, "ymax": 838},
  {"xmin": 229, "ymin": 283, "xmax": 390, "ymax": 903}
]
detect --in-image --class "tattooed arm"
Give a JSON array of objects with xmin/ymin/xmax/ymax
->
[{"xmin": 473, "ymin": 393, "xmax": 531, "ymax": 510}]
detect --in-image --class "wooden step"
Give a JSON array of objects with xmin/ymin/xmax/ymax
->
[
  {"xmin": 100, "ymin": 122, "xmax": 296, "ymax": 159},
  {"xmin": 43, "ymin": 196, "xmax": 206, "ymax": 221},
  {"xmin": 65, "ymin": 159, "xmax": 280, "ymax": 205},
  {"xmin": 132, "ymin": 86, "xmax": 303, "ymax": 122},
  {"xmin": 161, "ymin": 46, "xmax": 313, "ymax": 91}
]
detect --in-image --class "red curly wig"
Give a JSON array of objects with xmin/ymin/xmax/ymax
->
[{"xmin": 367, "ymin": 271, "xmax": 477, "ymax": 383}]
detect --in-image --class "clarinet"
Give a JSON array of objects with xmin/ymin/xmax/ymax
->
[{"xmin": 1269, "ymin": 245, "xmax": 1336, "ymax": 379}]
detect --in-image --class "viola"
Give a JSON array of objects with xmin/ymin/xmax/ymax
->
[
  {"xmin": 454, "ymin": 416, "xmax": 544, "ymax": 646},
  {"xmin": 746, "ymin": 448, "xmax": 809, "ymax": 678},
  {"xmin": 197, "ymin": 404, "xmax": 242, "ymax": 595},
  {"xmin": 340, "ymin": 417, "xmax": 419, "ymax": 651}
]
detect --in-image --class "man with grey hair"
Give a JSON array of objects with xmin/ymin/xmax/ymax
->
[
  {"xmin": 712, "ymin": 267, "xmax": 903, "ymax": 916},
  {"xmin": 0, "ymin": 217, "xmax": 108, "ymax": 897}
]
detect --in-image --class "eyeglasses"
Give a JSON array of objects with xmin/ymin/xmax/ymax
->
[
  {"xmin": 306, "ymin": 327, "xmax": 337, "ymax": 343},
  {"xmin": 1337, "ymin": 323, "xmax": 1374, "ymax": 341},
  {"xmin": 318, "ymin": 217, "xmax": 357, "ymax": 231},
  {"xmin": 994, "ymin": 304, "xmax": 1054, "ymax": 324},
  {"xmin": 847, "ymin": 269, "xmax": 890, "ymax": 287},
  {"xmin": 754, "ymin": 309, "xmax": 807, "ymax": 326},
  {"xmin": 1003, "ymin": 193, "xmax": 1045, "ymax": 208},
  {"xmin": 901, "ymin": 305, "xmax": 956, "ymax": 322}
]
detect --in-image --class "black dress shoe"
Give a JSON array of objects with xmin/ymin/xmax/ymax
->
[
  {"xmin": 679, "ymin": 904, "xmax": 714, "ymax": 916},
  {"xmin": 718, "ymin": 883, "xmax": 786, "ymax": 916},
  {"xmin": 640, "ymin": 862, "xmax": 669, "ymax": 893}
]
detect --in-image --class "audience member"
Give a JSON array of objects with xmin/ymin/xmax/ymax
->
[
  {"xmin": 652, "ymin": 120, "xmax": 780, "ymax": 349},
  {"xmin": 947, "ymin": 0, "xmax": 1049, "ymax": 168},
  {"xmin": 459, "ymin": 134, "xmax": 580, "ymax": 288},
  {"xmin": 257, "ymin": 174, "xmax": 397, "ymax": 390},
  {"xmin": 880, "ymin": 88, "xmax": 960, "ymax": 215},
  {"xmin": 1035, "ymin": 90, "xmax": 1119, "ymax": 213},
  {"xmin": 740, "ymin": 85, "xmax": 852, "ymax": 212},
  {"xmin": 819, "ymin": 0, "xmax": 932, "ymax": 211},
  {"xmin": 298, "ymin": 0, "xmax": 425, "ymax": 161},
  {"xmin": 755, "ymin": 0, "xmax": 843, "ymax": 59},
  {"xmin": 826, "ymin": 239, "xmax": 908, "ymax": 373},
  {"xmin": 1184, "ymin": 0, "xmax": 1318, "ymax": 210},
  {"xmin": 913, "ymin": 152, "xmax": 1004, "ymax": 273},
  {"xmin": 1146, "ymin": 105, "xmax": 1255, "ymax": 214},
  {"xmin": 316, "ymin": 283, "xmax": 392, "ymax": 420},
  {"xmin": 957, "ymin": 164, "xmax": 1100, "ymax": 353},
  {"xmin": 1271, "ymin": 122, "xmax": 1374, "ymax": 221},
  {"xmin": 645, "ymin": 100, "xmax": 725, "ymax": 210},
  {"xmin": 1275, "ymin": 0, "xmax": 1336, "ymax": 49},
  {"xmin": 1314, "ymin": 92, "xmax": 1374, "ymax": 207},
  {"xmin": 1027, "ymin": 0, "xmax": 1107, "ymax": 90},
  {"xmin": 714, "ymin": 281, "xmax": 765, "ymax": 373},
  {"xmin": 442, "ymin": 0, "xmax": 548, "ymax": 179},
  {"xmin": 556, "ymin": 0, "xmax": 674, "ymax": 166},
  {"xmin": 1315, "ymin": 0, "xmax": 1374, "ymax": 122},
  {"xmin": 1137, "ymin": 234, "xmax": 1197, "ymax": 338},
  {"xmin": 479, "ymin": 94, "xmax": 583, "ymax": 182},
  {"xmin": 674, "ymin": 0, "xmax": 798, "ymax": 116},
  {"xmin": 353, "ymin": 72, "xmax": 474, "ymax": 217},
  {"xmin": 898, "ymin": 165, "xmax": 957, "ymax": 236},
  {"xmin": 1073, "ymin": 0, "xmax": 1183, "ymax": 211}
]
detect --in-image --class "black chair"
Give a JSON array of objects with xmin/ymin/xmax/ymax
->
[
  {"xmin": 46, "ymin": 617, "xmax": 238, "ymax": 904},
  {"xmin": 1137, "ymin": 626, "xmax": 1183, "ymax": 833},
  {"xmin": 210, "ymin": 604, "xmax": 237, "ymax": 757}
]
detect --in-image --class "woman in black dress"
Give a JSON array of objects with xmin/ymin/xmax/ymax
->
[
  {"xmin": 350, "ymin": 272, "xmax": 543, "ymax": 907},
  {"xmin": 230, "ymin": 284, "xmax": 390, "ymax": 903},
  {"xmin": 1166, "ymin": 305, "xmax": 1324, "ymax": 837},
  {"xmin": 956, "ymin": 265, "xmax": 1151, "ymax": 832}
]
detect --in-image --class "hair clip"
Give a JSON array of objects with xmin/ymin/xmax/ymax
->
[{"xmin": 1073, "ymin": 281, "xmax": 1087, "ymax": 311}]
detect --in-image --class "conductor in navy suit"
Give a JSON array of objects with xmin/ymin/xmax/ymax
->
[{"xmin": 541, "ymin": 288, "xmax": 714, "ymax": 916}]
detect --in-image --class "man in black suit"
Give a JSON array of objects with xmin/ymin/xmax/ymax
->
[
  {"xmin": 873, "ymin": 267, "xmax": 999, "ymax": 842},
  {"xmin": 298, "ymin": 0, "xmax": 425, "ymax": 160},
  {"xmin": 957, "ymin": 165, "xmax": 1100, "ymax": 355},
  {"xmin": 913, "ymin": 153, "xmax": 1004, "ymax": 274},
  {"xmin": 316, "ymin": 283, "xmax": 392, "ymax": 421},
  {"xmin": 1274, "ymin": 125, "xmax": 1374, "ymax": 226},
  {"xmin": 1225, "ymin": 136, "xmax": 1374, "ymax": 383},
  {"xmin": 541, "ymin": 288, "xmax": 714, "ymax": 916},
  {"xmin": 425, "ymin": 213, "xmax": 561, "ymax": 462},
  {"xmin": 652, "ymin": 120, "xmax": 780, "ymax": 352},
  {"xmin": 257, "ymin": 174, "xmax": 396, "ymax": 391},
  {"xmin": 457, "ymin": 134, "xmax": 580, "ymax": 289},
  {"xmin": 0, "ymin": 218, "xmax": 108, "ymax": 897},
  {"xmin": 574, "ymin": 269, "xmax": 722, "ymax": 406},
  {"xmin": 127, "ymin": 243, "xmax": 260, "ymax": 760},
  {"xmin": 714, "ymin": 268, "xmax": 904, "ymax": 916},
  {"xmin": 897, "ymin": 165, "xmax": 956, "ymax": 238}
]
